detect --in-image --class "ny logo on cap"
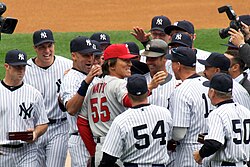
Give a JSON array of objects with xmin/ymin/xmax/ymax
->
[
  {"xmin": 18, "ymin": 53, "xmax": 25, "ymax": 60},
  {"xmin": 86, "ymin": 39, "xmax": 92, "ymax": 46},
  {"xmin": 156, "ymin": 18, "xmax": 163, "ymax": 25},
  {"xmin": 100, "ymin": 34, "xmax": 106, "ymax": 40},
  {"xmin": 92, "ymin": 44, "xmax": 96, "ymax": 49},
  {"xmin": 173, "ymin": 22, "xmax": 179, "ymax": 26},
  {"xmin": 175, "ymin": 34, "xmax": 182, "ymax": 40},
  {"xmin": 40, "ymin": 32, "xmax": 47, "ymax": 39}
]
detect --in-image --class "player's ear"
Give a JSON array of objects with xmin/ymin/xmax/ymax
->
[{"xmin": 71, "ymin": 52, "xmax": 77, "ymax": 61}]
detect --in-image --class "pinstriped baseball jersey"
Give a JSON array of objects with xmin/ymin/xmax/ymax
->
[
  {"xmin": 169, "ymin": 76, "xmax": 211, "ymax": 144},
  {"xmin": 232, "ymin": 80, "xmax": 250, "ymax": 110},
  {"xmin": 0, "ymin": 81, "xmax": 48, "ymax": 145},
  {"xmin": 60, "ymin": 68, "xmax": 99, "ymax": 134},
  {"xmin": 101, "ymin": 104, "xmax": 172, "ymax": 165},
  {"xmin": 79, "ymin": 75, "xmax": 128, "ymax": 137},
  {"xmin": 144, "ymin": 72, "xmax": 177, "ymax": 108},
  {"xmin": 24, "ymin": 55, "xmax": 73, "ymax": 119},
  {"xmin": 205, "ymin": 102, "xmax": 250, "ymax": 163}
]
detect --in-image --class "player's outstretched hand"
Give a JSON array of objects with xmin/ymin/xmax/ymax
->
[
  {"xmin": 85, "ymin": 65, "xmax": 102, "ymax": 84},
  {"xmin": 193, "ymin": 150, "xmax": 203, "ymax": 164},
  {"xmin": 24, "ymin": 128, "xmax": 37, "ymax": 143},
  {"xmin": 148, "ymin": 71, "xmax": 167, "ymax": 91},
  {"xmin": 130, "ymin": 26, "xmax": 151, "ymax": 42}
]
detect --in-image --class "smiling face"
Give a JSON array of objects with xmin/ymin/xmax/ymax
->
[
  {"xmin": 34, "ymin": 42, "xmax": 55, "ymax": 67},
  {"xmin": 109, "ymin": 58, "xmax": 132, "ymax": 79},
  {"xmin": 72, "ymin": 52, "xmax": 94, "ymax": 73},
  {"xmin": 146, "ymin": 55, "xmax": 166, "ymax": 76}
]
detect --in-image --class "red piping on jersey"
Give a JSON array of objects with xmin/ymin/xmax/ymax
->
[{"xmin": 77, "ymin": 116, "xmax": 96, "ymax": 157}]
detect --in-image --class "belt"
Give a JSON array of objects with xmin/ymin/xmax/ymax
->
[
  {"xmin": 123, "ymin": 162, "xmax": 165, "ymax": 167},
  {"xmin": 221, "ymin": 161, "xmax": 246, "ymax": 166},
  {"xmin": 1, "ymin": 143, "xmax": 24, "ymax": 148},
  {"xmin": 70, "ymin": 132, "xmax": 79, "ymax": 136},
  {"xmin": 48, "ymin": 117, "xmax": 67, "ymax": 124}
]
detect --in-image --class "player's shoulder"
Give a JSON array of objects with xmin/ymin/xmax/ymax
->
[
  {"xmin": 149, "ymin": 104, "xmax": 172, "ymax": 116},
  {"xmin": 54, "ymin": 55, "xmax": 72, "ymax": 65},
  {"xmin": 195, "ymin": 48, "xmax": 211, "ymax": 60},
  {"xmin": 22, "ymin": 83, "xmax": 43, "ymax": 96}
]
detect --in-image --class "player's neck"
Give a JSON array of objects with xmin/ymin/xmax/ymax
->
[{"xmin": 3, "ymin": 77, "xmax": 23, "ymax": 87}]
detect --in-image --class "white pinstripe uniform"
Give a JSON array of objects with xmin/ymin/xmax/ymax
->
[
  {"xmin": 0, "ymin": 81, "xmax": 48, "ymax": 167},
  {"xmin": 79, "ymin": 75, "xmax": 128, "ymax": 166},
  {"xmin": 24, "ymin": 55, "xmax": 72, "ymax": 167},
  {"xmin": 169, "ymin": 75, "xmax": 211, "ymax": 167},
  {"xmin": 232, "ymin": 80, "xmax": 250, "ymax": 110},
  {"xmin": 60, "ymin": 68, "xmax": 99, "ymax": 167},
  {"xmin": 101, "ymin": 104, "xmax": 173, "ymax": 167},
  {"xmin": 144, "ymin": 72, "xmax": 177, "ymax": 109},
  {"xmin": 204, "ymin": 102, "xmax": 250, "ymax": 167}
]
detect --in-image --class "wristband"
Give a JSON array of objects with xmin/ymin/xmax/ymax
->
[{"xmin": 77, "ymin": 80, "xmax": 90, "ymax": 96}]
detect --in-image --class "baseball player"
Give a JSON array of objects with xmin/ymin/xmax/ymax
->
[
  {"xmin": 141, "ymin": 39, "xmax": 177, "ymax": 108},
  {"xmin": 0, "ymin": 49, "xmax": 48, "ymax": 167},
  {"xmin": 59, "ymin": 36, "xmax": 101, "ymax": 167},
  {"xmin": 164, "ymin": 20, "xmax": 211, "ymax": 73},
  {"xmin": 99, "ymin": 74, "xmax": 173, "ymax": 167},
  {"xmin": 193, "ymin": 73, "xmax": 250, "ymax": 167},
  {"xmin": 77, "ymin": 44, "xmax": 165, "ymax": 166},
  {"xmin": 23, "ymin": 29, "xmax": 73, "ymax": 167},
  {"xmin": 166, "ymin": 47, "xmax": 212, "ymax": 167},
  {"xmin": 198, "ymin": 52, "xmax": 250, "ymax": 110}
]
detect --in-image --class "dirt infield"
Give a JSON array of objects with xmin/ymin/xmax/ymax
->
[{"xmin": 3, "ymin": 0, "xmax": 250, "ymax": 33}]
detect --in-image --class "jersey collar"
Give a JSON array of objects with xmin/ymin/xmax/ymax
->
[
  {"xmin": 216, "ymin": 99, "xmax": 234, "ymax": 107},
  {"xmin": 132, "ymin": 103, "xmax": 150, "ymax": 109}
]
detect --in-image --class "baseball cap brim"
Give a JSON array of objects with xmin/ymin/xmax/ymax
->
[
  {"xmin": 8, "ymin": 62, "xmax": 31, "ymax": 66},
  {"xmin": 34, "ymin": 40, "xmax": 55, "ymax": 46},
  {"xmin": 93, "ymin": 50, "xmax": 103, "ymax": 56},
  {"xmin": 141, "ymin": 51, "xmax": 165, "ymax": 57},
  {"xmin": 164, "ymin": 25, "xmax": 187, "ymax": 35},
  {"xmin": 78, "ymin": 48, "xmax": 97, "ymax": 55},
  {"xmin": 168, "ymin": 41, "xmax": 190, "ymax": 47},
  {"xmin": 100, "ymin": 41, "xmax": 111, "ymax": 45},
  {"xmin": 198, "ymin": 59, "xmax": 211, "ymax": 66},
  {"xmin": 220, "ymin": 43, "xmax": 238, "ymax": 49},
  {"xmin": 202, "ymin": 81, "xmax": 210, "ymax": 87},
  {"xmin": 118, "ymin": 53, "xmax": 137, "ymax": 59},
  {"xmin": 150, "ymin": 27, "xmax": 165, "ymax": 32}
]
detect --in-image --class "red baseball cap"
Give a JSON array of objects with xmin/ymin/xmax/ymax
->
[{"xmin": 103, "ymin": 44, "xmax": 137, "ymax": 60}]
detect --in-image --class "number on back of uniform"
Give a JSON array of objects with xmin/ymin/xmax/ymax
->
[{"xmin": 133, "ymin": 120, "xmax": 166, "ymax": 149}]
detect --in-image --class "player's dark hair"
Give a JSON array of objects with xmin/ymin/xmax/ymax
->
[
  {"xmin": 102, "ymin": 58, "xmax": 117, "ymax": 76},
  {"xmin": 225, "ymin": 50, "xmax": 245, "ymax": 71}
]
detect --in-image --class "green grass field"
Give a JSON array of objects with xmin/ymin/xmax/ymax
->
[{"xmin": 0, "ymin": 29, "xmax": 228, "ymax": 79}]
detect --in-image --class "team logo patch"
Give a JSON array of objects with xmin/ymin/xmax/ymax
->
[
  {"xmin": 18, "ymin": 53, "xmax": 25, "ymax": 60},
  {"xmin": 100, "ymin": 34, "xmax": 106, "ymax": 40},
  {"xmin": 175, "ymin": 34, "xmax": 182, "ymax": 40},
  {"xmin": 146, "ymin": 44, "xmax": 150, "ymax": 51},
  {"xmin": 156, "ymin": 18, "xmax": 163, "ymax": 25},
  {"xmin": 173, "ymin": 22, "xmax": 179, "ymax": 26},
  {"xmin": 86, "ymin": 39, "xmax": 92, "ymax": 46},
  {"xmin": 19, "ymin": 102, "xmax": 33, "ymax": 119},
  {"xmin": 40, "ymin": 32, "xmax": 47, "ymax": 39}
]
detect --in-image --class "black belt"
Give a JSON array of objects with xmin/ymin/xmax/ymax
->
[
  {"xmin": 70, "ymin": 132, "xmax": 79, "ymax": 136},
  {"xmin": 221, "ymin": 161, "xmax": 246, "ymax": 166},
  {"xmin": 124, "ymin": 162, "xmax": 165, "ymax": 167},
  {"xmin": 1, "ymin": 143, "xmax": 24, "ymax": 148},
  {"xmin": 48, "ymin": 117, "xmax": 67, "ymax": 124}
]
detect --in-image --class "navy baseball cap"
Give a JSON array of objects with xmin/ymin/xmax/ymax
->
[
  {"xmin": 91, "ymin": 40, "xmax": 103, "ymax": 56},
  {"xmin": 168, "ymin": 32, "xmax": 193, "ymax": 48},
  {"xmin": 150, "ymin": 15, "xmax": 171, "ymax": 32},
  {"xmin": 239, "ymin": 15, "xmax": 250, "ymax": 26},
  {"xmin": 70, "ymin": 36, "xmax": 97, "ymax": 54},
  {"xmin": 123, "ymin": 42, "xmax": 140, "ymax": 56},
  {"xmin": 127, "ymin": 74, "xmax": 148, "ymax": 96},
  {"xmin": 141, "ymin": 39, "xmax": 168, "ymax": 57},
  {"xmin": 166, "ymin": 47, "xmax": 196, "ymax": 67},
  {"xmin": 90, "ymin": 32, "xmax": 111, "ymax": 45},
  {"xmin": 164, "ymin": 20, "xmax": 195, "ymax": 35},
  {"xmin": 33, "ymin": 29, "xmax": 54, "ymax": 46},
  {"xmin": 203, "ymin": 73, "xmax": 233, "ymax": 93},
  {"xmin": 198, "ymin": 52, "xmax": 230, "ymax": 71},
  {"xmin": 5, "ymin": 49, "xmax": 30, "ymax": 66}
]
